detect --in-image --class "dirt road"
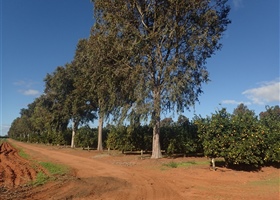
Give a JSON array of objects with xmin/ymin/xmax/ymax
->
[{"xmin": 2, "ymin": 139, "xmax": 279, "ymax": 200}]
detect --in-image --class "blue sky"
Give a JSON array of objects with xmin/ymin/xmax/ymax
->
[{"xmin": 1, "ymin": 0, "xmax": 279, "ymax": 136}]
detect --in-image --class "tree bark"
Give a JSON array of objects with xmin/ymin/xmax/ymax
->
[
  {"xmin": 151, "ymin": 88, "xmax": 162, "ymax": 159},
  {"xmin": 71, "ymin": 120, "xmax": 77, "ymax": 148},
  {"xmin": 97, "ymin": 114, "xmax": 103, "ymax": 151}
]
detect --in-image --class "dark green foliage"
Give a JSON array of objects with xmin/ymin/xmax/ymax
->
[
  {"xmin": 227, "ymin": 111, "xmax": 265, "ymax": 167},
  {"xmin": 106, "ymin": 126, "xmax": 134, "ymax": 152},
  {"xmin": 197, "ymin": 108, "xmax": 232, "ymax": 160},
  {"xmin": 75, "ymin": 126, "xmax": 98, "ymax": 148},
  {"xmin": 160, "ymin": 121, "xmax": 201, "ymax": 156},
  {"xmin": 260, "ymin": 106, "xmax": 280, "ymax": 163},
  {"xmin": 128, "ymin": 125, "xmax": 153, "ymax": 151},
  {"xmin": 197, "ymin": 104, "xmax": 279, "ymax": 169},
  {"xmin": 105, "ymin": 116, "xmax": 200, "ymax": 155},
  {"xmin": 106, "ymin": 125, "xmax": 153, "ymax": 152}
]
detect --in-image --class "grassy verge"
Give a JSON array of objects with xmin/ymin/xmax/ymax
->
[
  {"xmin": 32, "ymin": 171, "xmax": 49, "ymax": 186},
  {"xmin": 8, "ymin": 141, "xmax": 69, "ymax": 186},
  {"xmin": 162, "ymin": 160, "xmax": 211, "ymax": 169},
  {"xmin": 18, "ymin": 148, "xmax": 30, "ymax": 159},
  {"xmin": 32, "ymin": 162, "xmax": 69, "ymax": 186},
  {"xmin": 39, "ymin": 161, "xmax": 69, "ymax": 176}
]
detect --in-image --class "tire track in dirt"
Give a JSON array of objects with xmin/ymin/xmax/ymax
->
[{"xmin": 12, "ymin": 141, "xmax": 185, "ymax": 200}]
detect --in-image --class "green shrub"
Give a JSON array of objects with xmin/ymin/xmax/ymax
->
[{"xmin": 260, "ymin": 106, "xmax": 280, "ymax": 163}]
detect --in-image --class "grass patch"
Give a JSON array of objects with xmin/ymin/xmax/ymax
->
[
  {"xmin": 163, "ymin": 160, "xmax": 209, "ymax": 169},
  {"xmin": 163, "ymin": 161, "xmax": 179, "ymax": 168},
  {"xmin": 32, "ymin": 171, "xmax": 49, "ymax": 186},
  {"xmin": 30, "ymin": 162, "xmax": 69, "ymax": 186},
  {"xmin": 31, "ymin": 162, "xmax": 69, "ymax": 186},
  {"xmin": 249, "ymin": 177, "xmax": 279, "ymax": 186},
  {"xmin": 18, "ymin": 148, "xmax": 30, "ymax": 159},
  {"xmin": 39, "ymin": 162, "xmax": 69, "ymax": 176}
]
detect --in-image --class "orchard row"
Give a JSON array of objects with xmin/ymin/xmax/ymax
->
[{"xmin": 9, "ymin": 104, "xmax": 279, "ymax": 168}]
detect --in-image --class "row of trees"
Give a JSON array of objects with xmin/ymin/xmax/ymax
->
[
  {"xmin": 8, "ymin": 0, "xmax": 231, "ymax": 158},
  {"xmin": 8, "ymin": 102, "xmax": 280, "ymax": 168}
]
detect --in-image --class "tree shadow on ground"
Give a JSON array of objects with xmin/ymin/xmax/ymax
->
[
  {"xmin": 224, "ymin": 163, "xmax": 262, "ymax": 172},
  {"xmin": 264, "ymin": 162, "xmax": 280, "ymax": 169},
  {"xmin": 166, "ymin": 154, "xmax": 277, "ymax": 172},
  {"xmin": 165, "ymin": 153, "xmax": 204, "ymax": 158}
]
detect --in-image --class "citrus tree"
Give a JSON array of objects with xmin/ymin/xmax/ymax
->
[
  {"xmin": 260, "ymin": 105, "xmax": 280, "ymax": 163},
  {"xmin": 197, "ymin": 108, "xmax": 232, "ymax": 169},
  {"xmin": 227, "ymin": 108, "xmax": 265, "ymax": 167}
]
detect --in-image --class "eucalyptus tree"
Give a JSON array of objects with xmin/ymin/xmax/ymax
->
[
  {"xmin": 44, "ymin": 63, "xmax": 96, "ymax": 147},
  {"xmin": 8, "ymin": 103, "xmax": 36, "ymax": 141},
  {"xmin": 70, "ymin": 39, "xmax": 97, "ymax": 148},
  {"xmin": 44, "ymin": 66, "xmax": 72, "ymax": 144},
  {"xmin": 8, "ymin": 116, "xmax": 32, "ymax": 141},
  {"xmin": 8, "ymin": 117, "xmax": 25, "ymax": 140},
  {"xmin": 72, "ymin": 37, "xmax": 106, "ymax": 151},
  {"xmin": 79, "ymin": 31, "xmax": 135, "ymax": 151},
  {"xmin": 92, "ymin": 0, "xmax": 231, "ymax": 158},
  {"xmin": 73, "ymin": 37, "xmax": 106, "ymax": 151},
  {"xmin": 29, "ymin": 96, "xmax": 53, "ymax": 143}
]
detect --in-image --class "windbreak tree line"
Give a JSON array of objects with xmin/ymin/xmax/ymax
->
[
  {"xmin": 7, "ymin": 0, "xmax": 236, "ymax": 160},
  {"xmin": 8, "ymin": 102, "xmax": 280, "ymax": 168}
]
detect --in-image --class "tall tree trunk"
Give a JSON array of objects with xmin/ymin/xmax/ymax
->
[
  {"xmin": 151, "ymin": 88, "xmax": 162, "ymax": 159},
  {"xmin": 71, "ymin": 120, "xmax": 77, "ymax": 148},
  {"xmin": 97, "ymin": 113, "xmax": 103, "ymax": 151}
]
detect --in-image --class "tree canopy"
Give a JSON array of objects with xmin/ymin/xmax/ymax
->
[
  {"xmin": 92, "ymin": 0, "xmax": 231, "ymax": 158},
  {"xmin": 6, "ymin": 0, "xmax": 248, "ymax": 161}
]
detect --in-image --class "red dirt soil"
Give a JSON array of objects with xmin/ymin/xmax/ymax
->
[
  {"xmin": 1, "ymin": 139, "xmax": 279, "ymax": 200},
  {"xmin": 0, "ymin": 142, "xmax": 42, "ymax": 188}
]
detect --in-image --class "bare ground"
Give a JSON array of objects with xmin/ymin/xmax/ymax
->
[{"xmin": 1, "ymin": 139, "xmax": 279, "ymax": 200}]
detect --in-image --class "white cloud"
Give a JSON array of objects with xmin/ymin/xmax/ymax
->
[
  {"xmin": 221, "ymin": 100, "xmax": 251, "ymax": 105},
  {"xmin": 20, "ymin": 89, "xmax": 40, "ymax": 96},
  {"xmin": 0, "ymin": 124, "xmax": 10, "ymax": 136},
  {"xmin": 232, "ymin": 0, "xmax": 244, "ymax": 9},
  {"xmin": 14, "ymin": 79, "xmax": 41, "ymax": 96},
  {"xmin": 13, "ymin": 80, "xmax": 37, "ymax": 88},
  {"xmin": 242, "ymin": 80, "xmax": 280, "ymax": 105}
]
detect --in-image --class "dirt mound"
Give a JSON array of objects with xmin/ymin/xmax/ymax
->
[
  {"xmin": 0, "ymin": 142, "xmax": 39, "ymax": 189},
  {"xmin": 0, "ymin": 141, "xmax": 51, "ymax": 200}
]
